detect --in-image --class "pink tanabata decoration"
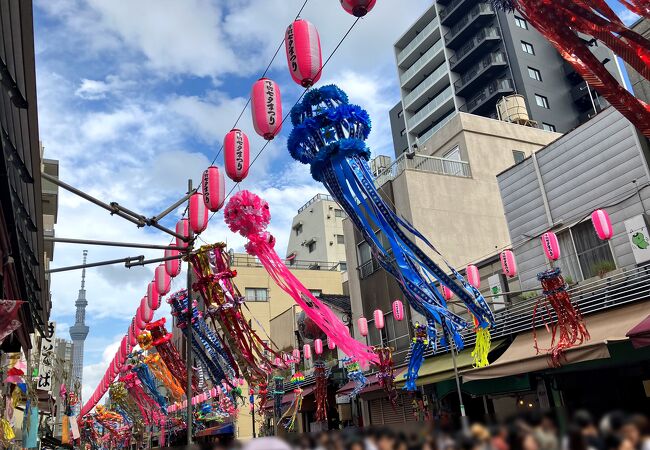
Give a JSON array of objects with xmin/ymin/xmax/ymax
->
[
  {"xmin": 392, "ymin": 300, "xmax": 404, "ymax": 321},
  {"xmin": 357, "ymin": 317, "xmax": 368, "ymax": 337},
  {"xmin": 223, "ymin": 190, "xmax": 377, "ymax": 365},
  {"xmin": 373, "ymin": 309, "xmax": 385, "ymax": 329},
  {"xmin": 176, "ymin": 219, "xmax": 189, "ymax": 249},
  {"xmin": 202, "ymin": 166, "xmax": 226, "ymax": 212},
  {"xmin": 285, "ymin": 19, "xmax": 322, "ymax": 87},
  {"xmin": 251, "ymin": 78, "xmax": 282, "ymax": 140},
  {"xmin": 541, "ymin": 231, "xmax": 561, "ymax": 261},
  {"xmin": 189, "ymin": 193, "xmax": 209, "ymax": 234},
  {"xmin": 303, "ymin": 344, "xmax": 312, "ymax": 360},
  {"xmin": 147, "ymin": 281, "xmax": 160, "ymax": 310},
  {"xmin": 0, "ymin": 300, "xmax": 24, "ymax": 345},
  {"xmin": 314, "ymin": 338, "xmax": 323, "ymax": 355},
  {"xmin": 441, "ymin": 285, "xmax": 453, "ymax": 301},
  {"xmin": 224, "ymin": 129, "xmax": 250, "ymax": 182},
  {"xmin": 155, "ymin": 265, "xmax": 171, "ymax": 296},
  {"xmin": 340, "ymin": 0, "xmax": 376, "ymax": 16},
  {"xmin": 500, "ymin": 250, "xmax": 518, "ymax": 278},
  {"xmin": 466, "ymin": 264, "xmax": 480, "ymax": 289},
  {"xmin": 165, "ymin": 248, "xmax": 182, "ymax": 277},
  {"xmin": 591, "ymin": 209, "xmax": 613, "ymax": 240}
]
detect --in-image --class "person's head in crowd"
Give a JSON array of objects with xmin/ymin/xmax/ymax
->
[
  {"xmin": 574, "ymin": 410, "xmax": 600, "ymax": 438},
  {"xmin": 394, "ymin": 436, "xmax": 408, "ymax": 450},
  {"xmin": 508, "ymin": 426, "xmax": 540, "ymax": 450},
  {"xmin": 568, "ymin": 424, "xmax": 592, "ymax": 450},
  {"xmin": 471, "ymin": 423, "xmax": 491, "ymax": 443},
  {"xmin": 601, "ymin": 412, "xmax": 627, "ymax": 437},
  {"xmin": 375, "ymin": 428, "xmax": 397, "ymax": 450},
  {"xmin": 621, "ymin": 416, "xmax": 643, "ymax": 450},
  {"xmin": 605, "ymin": 435, "xmax": 635, "ymax": 450},
  {"xmin": 490, "ymin": 425, "xmax": 510, "ymax": 450},
  {"xmin": 345, "ymin": 436, "xmax": 365, "ymax": 450},
  {"xmin": 242, "ymin": 437, "xmax": 292, "ymax": 450},
  {"xmin": 541, "ymin": 413, "xmax": 558, "ymax": 434}
]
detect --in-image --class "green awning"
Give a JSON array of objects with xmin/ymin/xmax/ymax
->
[
  {"xmin": 434, "ymin": 374, "xmax": 531, "ymax": 399},
  {"xmin": 396, "ymin": 339, "xmax": 506, "ymax": 388}
]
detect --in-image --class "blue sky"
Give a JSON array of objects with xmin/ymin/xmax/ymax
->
[{"xmin": 33, "ymin": 0, "xmax": 640, "ymax": 400}]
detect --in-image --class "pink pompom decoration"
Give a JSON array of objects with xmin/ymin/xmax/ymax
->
[{"xmin": 224, "ymin": 190, "xmax": 271, "ymax": 237}]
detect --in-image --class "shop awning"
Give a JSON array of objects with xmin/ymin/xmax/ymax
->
[
  {"xmin": 626, "ymin": 314, "xmax": 650, "ymax": 349},
  {"xmin": 394, "ymin": 339, "xmax": 506, "ymax": 388},
  {"xmin": 462, "ymin": 302, "xmax": 646, "ymax": 382},
  {"xmin": 195, "ymin": 422, "xmax": 235, "ymax": 437}
]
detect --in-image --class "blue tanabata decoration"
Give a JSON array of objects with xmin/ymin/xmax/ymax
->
[
  {"xmin": 342, "ymin": 357, "xmax": 368, "ymax": 398},
  {"xmin": 131, "ymin": 357, "xmax": 168, "ymax": 413},
  {"xmin": 403, "ymin": 323, "xmax": 429, "ymax": 391},
  {"xmin": 168, "ymin": 290, "xmax": 235, "ymax": 386},
  {"xmin": 287, "ymin": 85, "xmax": 495, "ymax": 352}
]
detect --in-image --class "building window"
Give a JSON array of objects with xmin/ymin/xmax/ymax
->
[
  {"xmin": 339, "ymin": 261, "xmax": 348, "ymax": 271},
  {"xmin": 245, "ymin": 288, "xmax": 268, "ymax": 302},
  {"xmin": 400, "ymin": 128, "xmax": 406, "ymax": 136},
  {"xmin": 309, "ymin": 289, "xmax": 322, "ymax": 297},
  {"xmin": 521, "ymin": 41, "xmax": 535, "ymax": 54},
  {"xmin": 513, "ymin": 150, "xmax": 526, "ymax": 164},
  {"xmin": 444, "ymin": 145, "xmax": 461, "ymax": 161},
  {"xmin": 542, "ymin": 123, "xmax": 556, "ymax": 132},
  {"xmin": 294, "ymin": 223, "xmax": 303, "ymax": 236},
  {"xmin": 514, "ymin": 16, "xmax": 528, "ymax": 29},
  {"xmin": 334, "ymin": 209, "xmax": 344, "ymax": 218},
  {"xmin": 528, "ymin": 67, "xmax": 542, "ymax": 81},
  {"xmin": 337, "ymin": 234, "xmax": 345, "ymax": 245},
  {"xmin": 572, "ymin": 220, "xmax": 616, "ymax": 279},
  {"xmin": 535, "ymin": 94, "xmax": 549, "ymax": 109},
  {"xmin": 307, "ymin": 241, "xmax": 316, "ymax": 253}
]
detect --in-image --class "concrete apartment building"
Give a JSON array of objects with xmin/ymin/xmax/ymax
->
[
  {"xmin": 286, "ymin": 194, "xmax": 348, "ymax": 271},
  {"xmin": 390, "ymin": 1, "xmax": 623, "ymax": 155},
  {"xmin": 624, "ymin": 18, "xmax": 650, "ymax": 105}
]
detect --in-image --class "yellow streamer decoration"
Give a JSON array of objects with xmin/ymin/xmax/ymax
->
[
  {"xmin": 471, "ymin": 327, "xmax": 492, "ymax": 368},
  {"xmin": 145, "ymin": 353, "xmax": 185, "ymax": 401},
  {"xmin": 0, "ymin": 418, "xmax": 15, "ymax": 447},
  {"xmin": 61, "ymin": 416, "xmax": 70, "ymax": 444}
]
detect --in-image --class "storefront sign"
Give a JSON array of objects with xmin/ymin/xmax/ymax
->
[
  {"xmin": 37, "ymin": 321, "xmax": 56, "ymax": 392},
  {"xmin": 624, "ymin": 214, "xmax": 650, "ymax": 264}
]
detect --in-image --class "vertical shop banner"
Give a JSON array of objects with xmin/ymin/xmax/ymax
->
[{"xmin": 37, "ymin": 321, "xmax": 56, "ymax": 392}]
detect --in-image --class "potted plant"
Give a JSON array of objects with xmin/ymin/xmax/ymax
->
[{"xmin": 590, "ymin": 260, "xmax": 617, "ymax": 278}]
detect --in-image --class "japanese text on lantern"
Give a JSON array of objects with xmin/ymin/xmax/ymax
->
[
  {"xmin": 236, "ymin": 131, "xmax": 244, "ymax": 171},
  {"xmin": 265, "ymin": 80, "xmax": 276, "ymax": 126},
  {"xmin": 286, "ymin": 25, "xmax": 297, "ymax": 72}
]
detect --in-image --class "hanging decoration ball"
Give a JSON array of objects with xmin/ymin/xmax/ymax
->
[
  {"xmin": 357, "ymin": 317, "xmax": 369, "ymax": 337},
  {"xmin": 327, "ymin": 337, "xmax": 336, "ymax": 350},
  {"xmin": 189, "ymin": 193, "xmax": 209, "ymax": 234},
  {"xmin": 224, "ymin": 129, "xmax": 250, "ymax": 182},
  {"xmin": 441, "ymin": 285, "xmax": 453, "ymax": 301},
  {"xmin": 466, "ymin": 264, "xmax": 480, "ymax": 289},
  {"xmin": 285, "ymin": 19, "xmax": 323, "ymax": 88},
  {"xmin": 314, "ymin": 338, "xmax": 323, "ymax": 355},
  {"xmin": 541, "ymin": 231, "xmax": 561, "ymax": 261},
  {"xmin": 340, "ymin": 0, "xmax": 377, "ymax": 17},
  {"xmin": 176, "ymin": 218, "xmax": 190, "ymax": 249},
  {"xmin": 202, "ymin": 166, "xmax": 226, "ymax": 212},
  {"xmin": 303, "ymin": 344, "xmax": 312, "ymax": 360},
  {"xmin": 292, "ymin": 348, "xmax": 301, "ymax": 361},
  {"xmin": 251, "ymin": 78, "xmax": 282, "ymax": 140},
  {"xmin": 500, "ymin": 250, "xmax": 518, "ymax": 278},
  {"xmin": 591, "ymin": 209, "xmax": 614, "ymax": 241},
  {"xmin": 155, "ymin": 264, "xmax": 171, "ymax": 296},
  {"xmin": 165, "ymin": 248, "xmax": 182, "ymax": 278},
  {"xmin": 140, "ymin": 296, "xmax": 154, "ymax": 323},
  {"xmin": 373, "ymin": 309, "xmax": 385, "ymax": 329},
  {"xmin": 392, "ymin": 300, "xmax": 404, "ymax": 321},
  {"xmin": 147, "ymin": 281, "xmax": 160, "ymax": 310}
]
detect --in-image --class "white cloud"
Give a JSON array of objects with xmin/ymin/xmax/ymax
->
[
  {"xmin": 81, "ymin": 337, "xmax": 121, "ymax": 402},
  {"xmin": 75, "ymin": 75, "xmax": 135, "ymax": 100}
]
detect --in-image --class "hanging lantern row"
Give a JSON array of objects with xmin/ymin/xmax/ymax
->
[
  {"xmin": 285, "ymin": 19, "xmax": 323, "ymax": 88},
  {"xmin": 466, "ymin": 264, "xmax": 480, "ymax": 289},
  {"xmin": 340, "ymin": 0, "xmax": 377, "ymax": 17}
]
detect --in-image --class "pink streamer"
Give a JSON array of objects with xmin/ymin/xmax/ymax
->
[{"xmin": 224, "ymin": 190, "xmax": 377, "ymax": 365}]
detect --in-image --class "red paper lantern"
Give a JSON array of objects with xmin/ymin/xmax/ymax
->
[
  {"xmin": 147, "ymin": 281, "xmax": 160, "ymax": 310},
  {"xmin": 327, "ymin": 337, "xmax": 336, "ymax": 350},
  {"xmin": 202, "ymin": 166, "xmax": 226, "ymax": 212},
  {"xmin": 251, "ymin": 78, "xmax": 282, "ymax": 140},
  {"xmin": 155, "ymin": 264, "xmax": 171, "ymax": 296},
  {"xmin": 441, "ymin": 285, "xmax": 453, "ymax": 301},
  {"xmin": 224, "ymin": 129, "xmax": 250, "ymax": 182},
  {"xmin": 466, "ymin": 264, "xmax": 480, "ymax": 289},
  {"xmin": 373, "ymin": 309, "xmax": 385, "ymax": 329},
  {"xmin": 541, "ymin": 231, "xmax": 560, "ymax": 261},
  {"xmin": 285, "ymin": 19, "xmax": 322, "ymax": 87},
  {"xmin": 314, "ymin": 338, "xmax": 323, "ymax": 355},
  {"xmin": 591, "ymin": 209, "xmax": 613, "ymax": 240},
  {"xmin": 165, "ymin": 248, "xmax": 182, "ymax": 277},
  {"xmin": 340, "ymin": 0, "xmax": 376, "ymax": 17},
  {"xmin": 303, "ymin": 344, "xmax": 312, "ymax": 360},
  {"xmin": 500, "ymin": 250, "xmax": 517, "ymax": 278},
  {"xmin": 176, "ymin": 218, "xmax": 189, "ymax": 249},
  {"xmin": 357, "ymin": 317, "xmax": 368, "ymax": 337},
  {"xmin": 189, "ymin": 193, "xmax": 209, "ymax": 234},
  {"xmin": 392, "ymin": 300, "xmax": 404, "ymax": 321}
]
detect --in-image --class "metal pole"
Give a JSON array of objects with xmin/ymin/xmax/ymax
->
[
  {"xmin": 44, "ymin": 236, "xmax": 185, "ymax": 251},
  {"xmin": 125, "ymin": 254, "xmax": 186, "ymax": 268},
  {"xmin": 186, "ymin": 179, "xmax": 194, "ymax": 446},
  {"xmin": 251, "ymin": 400, "xmax": 256, "ymax": 438},
  {"xmin": 151, "ymin": 189, "xmax": 197, "ymax": 224},
  {"xmin": 46, "ymin": 252, "xmax": 184, "ymax": 274},
  {"xmin": 450, "ymin": 340, "xmax": 469, "ymax": 435},
  {"xmin": 585, "ymin": 81, "xmax": 597, "ymax": 117}
]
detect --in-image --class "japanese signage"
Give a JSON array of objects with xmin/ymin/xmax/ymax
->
[
  {"xmin": 624, "ymin": 214, "xmax": 650, "ymax": 264},
  {"xmin": 37, "ymin": 321, "xmax": 56, "ymax": 392}
]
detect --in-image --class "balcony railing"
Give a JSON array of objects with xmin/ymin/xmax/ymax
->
[
  {"xmin": 399, "ymin": 39, "xmax": 444, "ymax": 86},
  {"xmin": 374, "ymin": 151, "xmax": 472, "ymax": 187},
  {"xmin": 416, "ymin": 113, "xmax": 456, "ymax": 145},
  {"xmin": 449, "ymin": 27, "xmax": 501, "ymax": 68},
  {"xmin": 462, "ymin": 77, "xmax": 514, "ymax": 112},
  {"xmin": 403, "ymin": 62, "xmax": 449, "ymax": 108},
  {"xmin": 439, "ymin": 0, "xmax": 469, "ymax": 22},
  {"xmin": 444, "ymin": 3, "xmax": 495, "ymax": 46},
  {"xmin": 397, "ymin": 19, "xmax": 439, "ymax": 65},
  {"xmin": 453, "ymin": 51, "xmax": 507, "ymax": 92},
  {"xmin": 406, "ymin": 85, "xmax": 454, "ymax": 131},
  {"xmin": 231, "ymin": 254, "xmax": 343, "ymax": 271}
]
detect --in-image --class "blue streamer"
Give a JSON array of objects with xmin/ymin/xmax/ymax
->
[
  {"xmin": 404, "ymin": 323, "xmax": 429, "ymax": 391},
  {"xmin": 131, "ymin": 357, "xmax": 167, "ymax": 412}
]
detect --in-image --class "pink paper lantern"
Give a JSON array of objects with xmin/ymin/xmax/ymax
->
[
  {"xmin": 541, "ymin": 231, "xmax": 561, "ymax": 261},
  {"xmin": 147, "ymin": 281, "xmax": 160, "ymax": 310},
  {"xmin": 314, "ymin": 338, "xmax": 323, "ymax": 355},
  {"xmin": 392, "ymin": 300, "xmax": 405, "ymax": 321},
  {"xmin": 224, "ymin": 129, "xmax": 250, "ymax": 182},
  {"xmin": 441, "ymin": 285, "xmax": 453, "ymax": 301},
  {"xmin": 500, "ymin": 250, "xmax": 518, "ymax": 278},
  {"xmin": 176, "ymin": 218, "xmax": 189, "ymax": 249},
  {"xmin": 134, "ymin": 305, "xmax": 146, "ymax": 330},
  {"xmin": 327, "ymin": 337, "xmax": 336, "ymax": 350},
  {"xmin": 285, "ymin": 19, "xmax": 322, "ymax": 88},
  {"xmin": 303, "ymin": 344, "xmax": 312, "ymax": 360},
  {"xmin": 373, "ymin": 309, "xmax": 385, "ymax": 329},
  {"xmin": 140, "ymin": 296, "xmax": 153, "ymax": 323},
  {"xmin": 340, "ymin": 0, "xmax": 376, "ymax": 17},
  {"xmin": 466, "ymin": 264, "xmax": 480, "ymax": 289},
  {"xmin": 120, "ymin": 337, "xmax": 128, "ymax": 357},
  {"xmin": 357, "ymin": 317, "xmax": 368, "ymax": 337},
  {"xmin": 165, "ymin": 248, "xmax": 182, "ymax": 278},
  {"xmin": 591, "ymin": 209, "xmax": 613, "ymax": 240},
  {"xmin": 155, "ymin": 264, "xmax": 171, "ymax": 296},
  {"xmin": 129, "ymin": 321, "xmax": 138, "ymax": 346},
  {"xmin": 251, "ymin": 78, "xmax": 282, "ymax": 140},
  {"xmin": 292, "ymin": 348, "xmax": 301, "ymax": 361},
  {"xmin": 211, "ymin": 387, "xmax": 218, "ymax": 397},
  {"xmin": 189, "ymin": 193, "xmax": 209, "ymax": 234},
  {"xmin": 202, "ymin": 166, "xmax": 226, "ymax": 212}
]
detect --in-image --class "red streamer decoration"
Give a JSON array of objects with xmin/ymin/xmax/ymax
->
[
  {"xmin": 313, "ymin": 361, "xmax": 329, "ymax": 423},
  {"xmin": 374, "ymin": 346, "xmax": 398, "ymax": 409}
]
